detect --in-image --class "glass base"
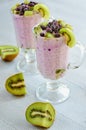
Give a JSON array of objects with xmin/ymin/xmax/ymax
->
[
  {"xmin": 36, "ymin": 81, "xmax": 70, "ymax": 104},
  {"xmin": 17, "ymin": 57, "xmax": 39, "ymax": 74},
  {"xmin": 17, "ymin": 48, "xmax": 39, "ymax": 74}
]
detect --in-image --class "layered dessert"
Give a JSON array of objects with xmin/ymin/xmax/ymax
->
[
  {"xmin": 34, "ymin": 19, "xmax": 76, "ymax": 79},
  {"xmin": 11, "ymin": 0, "xmax": 50, "ymax": 49}
]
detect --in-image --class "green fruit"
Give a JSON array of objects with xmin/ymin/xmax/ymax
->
[
  {"xmin": 58, "ymin": 19, "xmax": 73, "ymax": 30},
  {"xmin": 34, "ymin": 4, "xmax": 50, "ymax": 19},
  {"xmin": 5, "ymin": 73, "xmax": 27, "ymax": 96},
  {"xmin": 24, "ymin": 0, "xmax": 29, "ymax": 4},
  {"xmin": 25, "ymin": 102, "xmax": 55, "ymax": 128},
  {"xmin": 59, "ymin": 28, "xmax": 76, "ymax": 47},
  {"xmin": 11, "ymin": 3, "xmax": 20, "ymax": 14},
  {"xmin": 34, "ymin": 25, "xmax": 42, "ymax": 35},
  {"xmin": 24, "ymin": 11, "xmax": 33, "ymax": 16},
  {"xmin": 55, "ymin": 69, "xmax": 65, "ymax": 79},
  {"xmin": 40, "ymin": 21, "xmax": 48, "ymax": 26},
  {"xmin": 0, "ymin": 45, "xmax": 19, "ymax": 61},
  {"xmin": 11, "ymin": 5, "xmax": 17, "ymax": 13},
  {"xmin": 45, "ymin": 32, "xmax": 54, "ymax": 38}
]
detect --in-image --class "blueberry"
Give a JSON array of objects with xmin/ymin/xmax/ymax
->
[
  {"xmin": 54, "ymin": 33, "xmax": 60, "ymax": 38},
  {"xmin": 16, "ymin": 7, "xmax": 20, "ymax": 11},
  {"xmin": 24, "ymin": 7, "xmax": 29, "ymax": 11},
  {"xmin": 46, "ymin": 27, "xmax": 52, "ymax": 33},
  {"xmin": 19, "ymin": 11, "xmax": 24, "ymax": 15},
  {"xmin": 40, "ymin": 33, "xmax": 45, "ymax": 37},
  {"xmin": 40, "ymin": 25, "xmax": 46, "ymax": 30},
  {"xmin": 48, "ymin": 49, "xmax": 51, "ymax": 51},
  {"xmin": 29, "ymin": 2, "xmax": 35, "ymax": 7}
]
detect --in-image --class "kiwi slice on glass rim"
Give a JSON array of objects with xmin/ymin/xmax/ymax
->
[
  {"xmin": 59, "ymin": 27, "xmax": 76, "ymax": 47},
  {"xmin": 25, "ymin": 102, "xmax": 56, "ymax": 128},
  {"xmin": 34, "ymin": 3, "xmax": 50, "ymax": 19},
  {"xmin": 5, "ymin": 73, "xmax": 27, "ymax": 96}
]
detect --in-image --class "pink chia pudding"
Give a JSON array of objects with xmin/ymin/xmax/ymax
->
[
  {"xmin": 13, "ymin": 13, "xmax": 42, "ymax": 49},
  {"xmin": 34, "ymin": 20, "xmax": 70, "ymax": 79},
  {"xmin": 11, "ymin": 1, "xmax": 50, "ymax": 49},
  {"xmin": 36, "ymin": 36, "xmax": 69, "ymax": 80}
]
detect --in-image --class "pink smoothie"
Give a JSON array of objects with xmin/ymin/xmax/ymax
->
[
  {"xmin": 36, "ymin": 36, "xmax": 69, "ymax": 80},
  {"xmin": 13, "ymin": 14, "xmax": 42, "ymax": 49}
]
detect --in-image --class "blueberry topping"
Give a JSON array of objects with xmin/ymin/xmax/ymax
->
[
  {"xmin": 46, "ymin": 27, "xmax": 52, "ymax": 33},
  {"xmin": 40, "ymin": 33, "xmax": 45, "ymax": 37},
  {"xmin": 39, "ymin": 20, "xmax": 62, "ymax": 38},
  {"xmin": 54, "ymin": 33, "xmax": 61, "ymax": 38},
  {"xmin": 40, "ymin": 25, "xmax": 46, "ymax": 30},
  {"xmin": 12, "ymin": 1, "xmax": 38, "ymax": 16}
]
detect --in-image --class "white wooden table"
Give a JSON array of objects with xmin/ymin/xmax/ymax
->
[{"xmin": 0, "ymin": 0, "xmax": 86, "ymax": 130}]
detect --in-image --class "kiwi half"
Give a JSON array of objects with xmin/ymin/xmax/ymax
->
[
  {"xmin": 25, "ymin": 102, "xmax": 55, "ymax": 128},
  {"xmin": 5, "ymin": 73, "xmax": 27, "ymax": 96},
  {"xmin": 0, "ymin": 45, "xmax": 19, "ymax": 61}
]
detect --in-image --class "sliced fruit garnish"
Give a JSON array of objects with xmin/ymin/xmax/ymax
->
[
  {"xmin": 59, "ymin": 28, "xmax": 76, "ymax": 47},
  {"xmin": 24, "ymin": 11, "xmax": 33, "ymax": 16},
  {"xmin": 24, "ymin": 0, "xmax": 29, "ymax": 4},
  {"xmin": 25, "ymin": 102, "xmax": 55, "ymax": 128},
  {"xmin": 45, "ymin": 32, "xmax": 54, "ymax": 38},
  {"xmin": 34, "ymin": 25, "xmax": 42, "ymax": 35},
  {"xmin": 34, "ymin": 4, "xmax": 50, "ymax": 19},
  {"xmin": 55, "ymin": 69, "xmax": 65, "ymax": 79},
  {"xmin": 0, "ymin": 45, "xmax": 19, "ymax": 61},
  {"xmin": 5, "ymin": 73, "xmax": 27, "ymax": 96},
  {"xmin": 58, "ymin": 19, "xmax": 73, "ymax": 30}
]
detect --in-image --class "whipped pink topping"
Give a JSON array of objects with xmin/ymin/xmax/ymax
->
[
  {"xmin": 13, "ymin": 13, "xmax": 42, "ymax": 49},
  {"xmin": 36, "ymin": 36, "xmax": 69, "ymax": 80}
]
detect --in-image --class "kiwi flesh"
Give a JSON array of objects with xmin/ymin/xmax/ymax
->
[
  {"xmin": 0, "ymin": 45, "xmax": 19, "ymax": 61},
  {"xmin": 55, "ymin": 69, "xmax": 65, "ymax": 79},
  {"xmin": 25, "ymin": 102, "xmax": 55, "ymax": 128},
  {"xmin": 59, "ymin": 28, "xmax": 76, "ymax": 47},
  {"xmin": 5, "ymin": 73, "xmax": 27, "ymax": 96},
  {"xmin": 34, "ymin": 4, "xmax": 50, "ymax": 19}
]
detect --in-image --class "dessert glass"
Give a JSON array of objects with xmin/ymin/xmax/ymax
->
[
  {"xmin": 34, "ymin": 19, "xmax": 85, "ymax": 104},
  {"xmin": 12, "ymin": 13, "xmax": 42, "ymax": 73},
  {"xmin": 12, "ymin": 1, "xmax": 49, "ymax": 73}
]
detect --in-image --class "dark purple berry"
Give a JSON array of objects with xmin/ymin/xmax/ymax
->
[
  {"xmin": 19, "ymin": 11, "xmax": 24, "ymax": 15},
  {"xmin": 40, "ymin": 25, "xmax": 46, "ymax": 30},
  {"xmin": 16, "ymin": 7, "xmax": 20, "ymax": 11},
  {"xmin": 40, "ymin": 33, "xmax": 45, "ymax": 37},
  {"xmin": 46, "ymin": 27, "xmax": 52, "ymax": 33},
  {"xmin": 54, "ymin": 33, "xmax": 60, "ymax": 38},
  {"xmin": 47, "ymin": 22, "xmax": 52, "ymax": 27},
  {"xmin": 29, "ymin": 2, "xmax": 35, "ymax": 7},
  {"xmin": 23, "ymin": 7, "xmax": 29, "ymax": 11},
  {"xmin": 48, "ymin": 49, "xmax": 51, "ymax": 51}
]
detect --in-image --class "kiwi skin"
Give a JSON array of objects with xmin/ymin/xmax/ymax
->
[
  {"xmin": 0, "ymin": 45, "xmax": 19, "ymax": 62},
  {"xmin": 25, "ymin": 102, "xmax": 56, "ymax": 128}
]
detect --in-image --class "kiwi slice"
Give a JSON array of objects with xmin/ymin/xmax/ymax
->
[
  {"xmin": 34, "ymin": 4, "xmax": 50, "ymax": 19},
  {"xmin": 55, "ymin": 69, "xmax": 65, "ymax": 79},
  {"xmin": 0, "ymin": 45, "xmax": 19, "ymax": 61},
  {"xmin": 34, "ymin": 25, "xmax": 42, "ymax": 35},
  {"xmin": 25, "ymin": 102, "xmax": 56, "ymax": 128},
  {"xmin": 5, "ymin": 73, "xmax": 27, "ymax": 96},
  {"xmin": 24, "ymin": 11, "xmax": 33, "ymax": 16},
  {"xmin": 58, "ymin": 19, "xmax": 73, "ymax": 30},
  {"xmin": 59, "ymin": 28, "xmax": 76, "ymax": 47},
  {"xmin": 45, "ymin": 32, "xmax": 54, "ymax": 38}
]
